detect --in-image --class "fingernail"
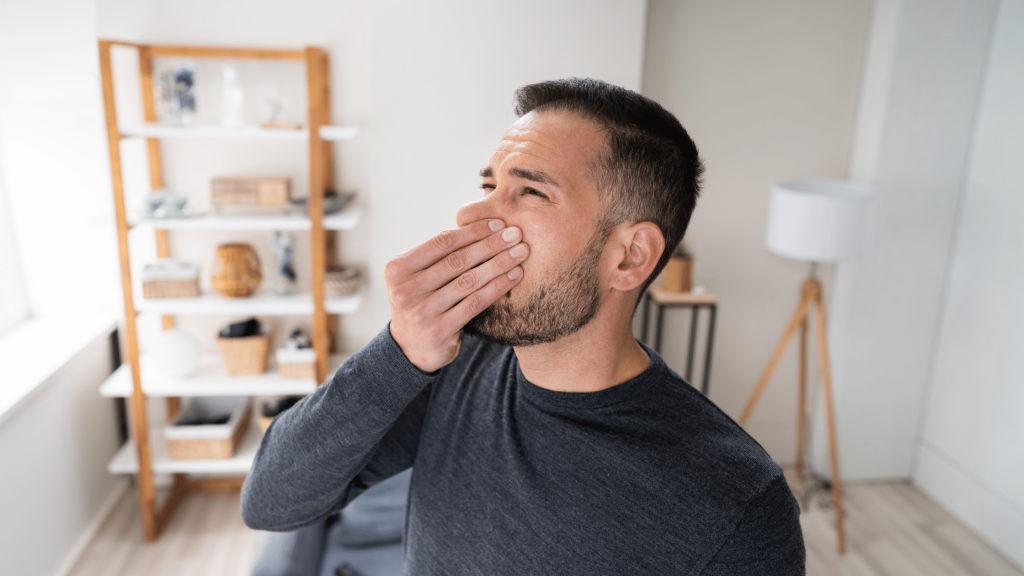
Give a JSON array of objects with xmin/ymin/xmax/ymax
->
[
  {"xmin": 502, "ymin": 227, "xmax": 520, "ymax": 242},
  {"xmin": 508, "ymin": 267, "xmax": 522, "ymax": 280},
  {"xmin": 489, "ymin": 219, "xmax": 504, "ymax": 232},
  {"xmin": 510, "ymin": 244, "xmax": 526, "ymax": 258}
]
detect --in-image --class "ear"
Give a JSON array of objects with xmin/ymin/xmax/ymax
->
[{"xmin": 608, "ymin": 222, "xmax": 665, "ymax": 293}]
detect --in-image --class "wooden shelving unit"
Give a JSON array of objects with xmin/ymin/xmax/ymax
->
[{"xmin": 97, "ymin": 41, "xmax": 358, "ymax": 541}]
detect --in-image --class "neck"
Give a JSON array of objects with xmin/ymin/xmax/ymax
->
[{"xmin": 513, "ymin": 291, "xmax": 651, "ymax": 393}]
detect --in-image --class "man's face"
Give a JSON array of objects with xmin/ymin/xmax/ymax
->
[{"xmin": 458, "ymin": 110, "xmax": 610, "ymax": 346}]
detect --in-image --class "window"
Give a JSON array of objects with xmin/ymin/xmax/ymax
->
[{"xmin": 0, "ymin": 159, "xmax": 30, "ymax": 338}]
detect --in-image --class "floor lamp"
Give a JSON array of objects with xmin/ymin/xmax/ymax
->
[{"xmin": 739, "ymin": 178, "xmax": 879, "ymax": 554}]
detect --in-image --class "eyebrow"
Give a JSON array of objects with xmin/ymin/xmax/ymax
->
[{"xmin": 478, "ymin": 166, "xmax": 559, "ymax": 187}]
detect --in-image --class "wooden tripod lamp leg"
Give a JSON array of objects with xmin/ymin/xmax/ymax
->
[
  {"xmin": 796, "ymin": 289, "xmax": 809, "ymax": 480},
  {"xmin": 811, "ymin": 283, "xmax": 846, "ymax": 554},
  {"xmin": 738, "ymin": 283, "xmax": 815, "ymax": 427}
]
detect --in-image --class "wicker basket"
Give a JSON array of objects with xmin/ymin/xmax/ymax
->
[
  {"xmin": 257, "ymin": 409, "xmax": 274, "ymax": 434},
  {"xmin": 141, "ymin": 260, "xmax": 200, "ymax": 298},
  {"xmin": 211, "ymin": 177, "xmax": 290, "ymax": 207},
  {"xmin": 217, "ymin": 333, "xmax": 270, "ymax": 375},
  {"xmin": 325, "ymin": 265, "xmax": 361, "ymax": 297},
  {"xmin": 212, "ymin": 243, "xmax": 262, "ymax": 298},
  {"xmin": 165, "ymin": 398, "xmax": 251, "ymax": 460}
]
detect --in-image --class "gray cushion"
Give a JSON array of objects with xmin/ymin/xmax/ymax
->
[
  {"xmin": 251, "ymin": 521, "xmax": 327, "ymax": 576},
  {"xmin": 333, "ymin": 469, "xmax": 411, "ymax": 548},
  {"xmin": 319, "ymin": 536, "xmax": 404, "ymax": 576}
]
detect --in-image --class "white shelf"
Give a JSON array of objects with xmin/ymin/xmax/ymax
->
[
  {"xmin": 318, "ymin": 125, "xmax": 360, "ymax": 141},
  {"xmin": 100, "ymin": 353, "xmax": 333, "ymax": 398},
  {"xmin": 118, "ymin": 124, "xmax": 360, "ymax": 142},
  {"xmin": 131, "ymin": 208, "xmax": 361, "ymax": 231},
  {"xmin": 325, "ymin": 291, "xmax": 362, "ymax": 314},
  {"xmin": 109, "ymin": 423, "xmax": 263, "ymax": 475},
  {"xmin": 134, "ymin": 290, "xmax": 361, "ymax": 315}
]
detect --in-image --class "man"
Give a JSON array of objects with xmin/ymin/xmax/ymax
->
[{"xmin": 242, "ymin": 78, "xmax": 805, "ymax": 574}]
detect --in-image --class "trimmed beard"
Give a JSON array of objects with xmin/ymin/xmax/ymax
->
[{"xmin": 463, "ymin": 227, "xmax": 608, "ymax": 347}]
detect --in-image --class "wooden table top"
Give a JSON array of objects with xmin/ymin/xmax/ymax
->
[{"xmin": 647, "ymin": 285, "xmax": 718, "ymax": 305}]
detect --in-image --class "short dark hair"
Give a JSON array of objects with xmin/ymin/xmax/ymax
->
[{"xmin": 513, "ymin": 78, "xmax": 704, "ymax": 296}]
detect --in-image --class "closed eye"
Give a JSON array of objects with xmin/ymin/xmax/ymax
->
[{"xmin": 524, "ymin": 187, "xmax": 548, "ymax": 200}]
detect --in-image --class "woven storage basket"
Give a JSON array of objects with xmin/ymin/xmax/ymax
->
[
  {"xmin": 141, "ymin": 259, "xmax": 200, "ymax": 298},
  {"xmin": 279, "ymin": 361, "xmax": 316, "ymax": 379},
  {"xmin": 165, "ymin": 398, "xmax": 251, "ymax": 460},
  {"xmin": 276, "ymin": 347, "xmax": 316, "ymax": 379},
  {"xmin": 143, "ymin": 278, "xmax": 200, "ymax": 298},
  {"xmin": 325, "ymin": 265, "xmax": 361, "ymax": 297},
  {"xmin": 217, "ymin": 333, "xmax": 270, "ymax": 375},
  {"xmin": 257, "ymin": 410, "xmax": 274, "ymax": 434}
]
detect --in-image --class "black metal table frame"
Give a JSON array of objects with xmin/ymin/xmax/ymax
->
[{"xmin": 640, "ymin": 293, "xmax": 717, "ymax": 395}]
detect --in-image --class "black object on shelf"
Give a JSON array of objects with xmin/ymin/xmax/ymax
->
[
  {"xmin": 174, "ymin": 413, "xmax": 231, "ymax": 426},
  {"xmin": 220, "ymin": 317, "xmax": 261, "ymax": 338},
  {"xmin": 263, "ymin": 396, "xmax": 303, "ymax": 418}
]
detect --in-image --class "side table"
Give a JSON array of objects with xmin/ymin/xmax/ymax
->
[{"xmin": 639, "ymin": 286, "xmax": 718, "ymax": 395}]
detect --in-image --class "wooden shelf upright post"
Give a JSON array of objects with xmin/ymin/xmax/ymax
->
[
  {"xmin": 99, "ymin": 40, "xmax": 187, "ymax": 542},
  {"xmin": 306, "ymin": 47, "xmax": 332, "ymax": 383}
]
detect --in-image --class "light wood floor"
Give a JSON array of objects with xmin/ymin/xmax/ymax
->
[{"xmin": 68, "ymin": 475, "xmax": 1022, "ymax": 576}]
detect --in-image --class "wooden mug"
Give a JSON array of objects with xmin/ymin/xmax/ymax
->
[
  {"xmin": 212, "ymin": 243, "xmax": 262, "ymax": 298},
  {"xmin": 662, "ymin": 256, "xmax": 692, "ymax": 292}
]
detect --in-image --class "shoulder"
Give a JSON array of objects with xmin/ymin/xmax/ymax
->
[
  {"xmin": 698, "ymin": 475, "xmax": 805, "ymax": 575},
  {"xmin": 640, "ymin": 350, "xmax": 784, "ymax": 509}
]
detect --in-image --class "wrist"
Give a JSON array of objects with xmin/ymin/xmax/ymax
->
[{"xmin": 387, "ymin": 323, "xmax": 441, "ymax": 375}]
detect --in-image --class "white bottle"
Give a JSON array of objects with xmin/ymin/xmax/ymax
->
[{"xmin": 219, "ymin": 64, "xmax": 246, "ymax": 128}]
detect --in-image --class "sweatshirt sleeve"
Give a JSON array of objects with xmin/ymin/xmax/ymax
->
[
  {"xmin": 699, "ymin": 475, "xmax": 806, "ymax": 575},
  {"xmin": 241, "ymin": 324, "xmax": 435, "ymax": 531}
]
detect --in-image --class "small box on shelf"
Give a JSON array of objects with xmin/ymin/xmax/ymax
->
[
  {"xmin": 165, "ymin": 397, "xmax": 251, "ymax": 460},
  {"xmin": 141, "ymin": 259, "xmax": 200, "ymax": 299},
  {"xmin": 276, "ymin": 347, "xmax": 316, "ymax": 379},
  {"xmin": 212, "ymin": 176, "xmax": 290, "ymax": 208}
]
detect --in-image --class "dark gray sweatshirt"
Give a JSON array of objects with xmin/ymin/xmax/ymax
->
[{"xmin": 242, "ymin": 326, "xmax": 805, "ymax": 575}]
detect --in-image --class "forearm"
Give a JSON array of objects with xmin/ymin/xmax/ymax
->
[{"xmin": 241, "ymin": 325, "xmax": 434, "ymax": 531}]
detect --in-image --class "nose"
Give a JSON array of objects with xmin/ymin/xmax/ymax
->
[{"xmin": 456, "ymin": 195, "xmax": 501, "ymax": 228}]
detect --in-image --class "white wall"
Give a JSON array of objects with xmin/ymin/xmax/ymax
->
[
  {"xmin": 0, "ymin": 328, "xmax": 123, "ymax": 576},
  {"xmin": 97, "ymin": 0, "xmax": 647, "ymax": 355},
  {"xmin": 641, "ymin": 0, "xmax": 871, "ymax": 463},
  {"xmin": 0, "ymin": 0, "xmax": 121, "ymax": 320},
  {"xmin": 822, "ymin": 0, "xmax": 998, "ymax": 480},
  {"xmin": 913, "ymin": 0, "xmax": 1024, "ymax": 568}
]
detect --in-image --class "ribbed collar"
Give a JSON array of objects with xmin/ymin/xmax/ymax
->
[{"xmin": 514, "ymin": 340, "xmax": 667, "ymax": 410}]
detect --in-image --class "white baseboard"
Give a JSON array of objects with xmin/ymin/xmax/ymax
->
[{"xmin": 52, "ymin": 478, "xmax": 129, "ymax": 576}]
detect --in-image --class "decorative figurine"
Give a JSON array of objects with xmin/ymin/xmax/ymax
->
[
  {"xmin": 273, "ymin": 231, "xmax": 298, "ymax": 295},
  {"xmin": 219, "ymin": 64, "xmax": 246, "ymax": 128},
  {"xmin": 170, "ymin": 62, "xmax": 196, "ymax": 125},
  {"xmin": 145, "ymin": 189, "xmax": 188, "ymax": 219}
]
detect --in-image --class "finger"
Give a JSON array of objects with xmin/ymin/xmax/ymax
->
[
  {"xmin": 398, "ymin": 219, "xmax": 504, "ymax": 277},
  {"xmin": 438, "ymin": 265, "xmax": 524, "ymax": 335},
  {"xmin": 424, "ymin": 242, "xmax": 529, "ymax": 317},
  {"xmin": 414, "ymin": 226, "xmax": 522, "ymax": 293}
]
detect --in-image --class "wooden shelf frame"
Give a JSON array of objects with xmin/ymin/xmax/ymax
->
[{"xmin": 98, "ymin": 40, "xmax": 350, "ymax": 541}]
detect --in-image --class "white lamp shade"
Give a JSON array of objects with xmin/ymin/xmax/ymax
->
[{"xmin": 765, "ymin": 178, "xmax": 879, "ymax": 262}]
